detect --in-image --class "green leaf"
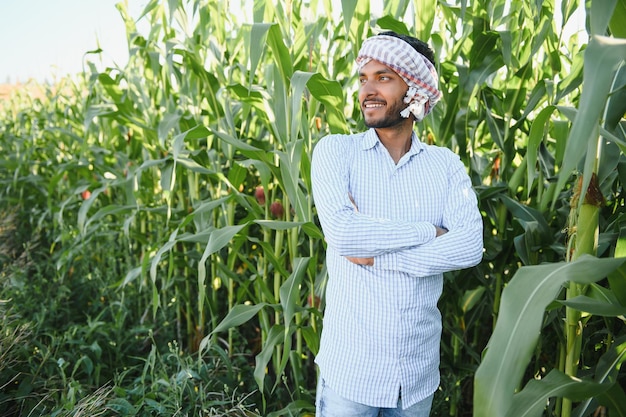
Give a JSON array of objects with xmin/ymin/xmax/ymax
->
[
  {"xmin": 474, "ymin": 255, "xmax": 626, "ymax": 417},
  {"xmin": 527, "ymin": 105, "xmax": 557, "ymax": 198},
  {"xmin": 77, "ymin": 186, "xmax": 107, "ymax": 236},
  {"xmin": 469, "ymin": 30, "xmax": 504, "ymax": 87},
  {"xmin": 375, "ymin": 15, "xmax": 409, "ymax": 34},
  {"xmin": 558, "ymin": 295, "xmax": 626, "ymax": 316},
  {"xmin": 591, "ymin": 0, "xmax": 618, "ymax": 36},
  {"xmin": 266, "ymin": 399, "xmax": 316, "ymax": 417},
  {"xmin": 507, "ymin": 370, "xmax": 611, "ymax": 417},
  {"xmin": 290, "ymin": 71, "xmax": 313, "ymax": 142},
  {"xmin": 83, "ymin": 204, "xmax": 134, "ymax": 236},
  {"xmin": 605, "ymin": 65, "xmax": 626, "ymax": 131},
  {"xmin": 573, "ymin": 336, "xmax": 626, "ymax": 416},
  {"xmin": 212, "ymin": 128, "xmax": 276, "ymax": 167},
  {"xmin": 197, "ymin": 224, "xmax": 247, "ymax": 321},
  {"xmin": 122, "ymin": 266, "xmax": 142, "ymax": 287},
  {"xmin": 595, "ymin": 336, "xmax": 626, "ymax": 382},
  {"xmin": 209, "ymin": 303, "xmax": 267, "ymax": 336},
  {"xmin": 280, "ymin": 257, "xmax": 310, "ymax": 331},
  {"xmin": 248, "ymin": 23, "xmax": 271, "ymax": 87},
  {"xmin": 306, "ymin": 72, "xmax": 349, "ymax": 134},
  {"xmin": 461, "ymin": 287, "xmax": 486, "ymax": 313},
  {"xmin": 201, "ymin": 225, "xmax": 248, "ymax": 262},
  {"xmin": 609, "ymin": 0, "xmax": 626, "ymax": 37},
  {"xmin": 254, "ymin": 220, "xmax": 307, "ymax": 230},
  {"xmin": 227, "ymin": 161, "xmax": 248, "ymax": 190},
  {"xmin": 107, "ymin": 398, "xmax": 138, "ymax": 415},
  {"xmin": 556, "ymin": 52, "xmax": 584, "ymax": 102},
  {"xmin": 253, "ymin": 324, "xmax": 284, "ymax": 393},
  {"xmin": 246, "ymin": 237, "xmax": 290, "ymax": 283},
  {"xmin": 557, "ymin": 106, "xmax": 626, "ymax": 152},
  {"xmin": 341, "ymin": 0, "xmax": 357, "ymax": 36},
  {"xmin": 413, "ymin": 0, "xmax": 436, "ymax": 41},
  {"xmin": 158, "ymin": 112, "xmax": 181, "ymax": 146},
  {"xmin": 609, "ymin": 227, "xmax": 626, "ymax": 306},
  {"xmin": 189, "ymin": 195, "xmax": 233, "ymax": 217},
  {"xmin": 267, "ymin": 23, "xmax": 294, "ymax": 83},
  {"xmin": 597, "ymin": 383, "xmax": 626, "ymax": 417},
  {"xmin": 302, "ymin": 221, "xmax": 324, "ymax": 239},
  {"xmin": 277, "ymin": 140, "xmax": 310, "ymax": 222},
  {"xmin": 301, "ymin": 325, "xmax": 321, "ymax": 356},
  {"xmin": 149, "ymin": 229, "xmax": 179, "ymax": 284},
  {"xmin": 500, "ymin": 195, "xmax": 552, "ymax": 246},
  {"xmin": 484, "ymin": 107, "xmax": 505, "ymax": 151},
  {"xmin": 555, "ymin": 35, "xmax": 626, "ymax": 204}
]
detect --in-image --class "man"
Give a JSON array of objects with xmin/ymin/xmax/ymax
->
[{"xmin": 310, "ymin": 31, "xmax": 484, "ymax": 416}]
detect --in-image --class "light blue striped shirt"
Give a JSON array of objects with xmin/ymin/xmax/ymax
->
[{"xmin": 311, "ymin": 128, "xmax": 483, "ymax": 409}]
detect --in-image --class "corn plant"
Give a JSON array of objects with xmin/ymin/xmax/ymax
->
[{"xmin": 474, "ymin": 1, "xmax": 626, "ymax": 416}]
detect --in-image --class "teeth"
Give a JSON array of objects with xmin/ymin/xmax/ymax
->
[{"xmin": 365, "ymin": 103, "xmax": 384, "ymax": 108}]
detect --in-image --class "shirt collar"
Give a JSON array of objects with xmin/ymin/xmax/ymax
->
[{"xmin": 361, "ymin": 128, "xmax": 426, "ymax": 155}]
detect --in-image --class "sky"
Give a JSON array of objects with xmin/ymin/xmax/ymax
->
[{"xmin": 0, "ymin": 0, "xmax": 144, "ymax": 83}]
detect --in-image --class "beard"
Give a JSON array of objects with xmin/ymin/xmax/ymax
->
[{"xmin": 361, "ymin": 97, "xmax": 409, "ymax": 129}]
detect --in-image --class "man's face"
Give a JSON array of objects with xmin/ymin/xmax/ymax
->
[{"xmin": 358, "ymin": 60, "xmax": 409, "ymax": 129}]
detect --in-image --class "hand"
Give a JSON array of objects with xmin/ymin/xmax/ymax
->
[
  {"xmin": 346, "ymin": 256, "xmax": 374, "ymax": 266},
  {"xmin": 435, "ymin": 226, "xmax": 448, "ymax": 237}
]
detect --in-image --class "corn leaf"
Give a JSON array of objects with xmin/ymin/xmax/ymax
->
[
  {"xmin": 507, "ymin": 370, "xmax": 611, "ymax": 417},
  {"xmin": 474, "ymin": 255, "xmax": 626, "ymax": 417},
  {"xmin": 197, "ymin": 224, "xmax": 247, "ymax": 322},
  {"xmin": 280, "ymin": 257, "xmax": 310, "ymax": 332},
  {"xmin": 253, "ymin": 324, "xmax": 284, "ymax": 393},
  {"xmin": 609, "ymin": 0, "xmax": 626, "ymax": 37},
  {"xmin": 555, "ymin": 35, "xmax": 626, "ymax": 204}
]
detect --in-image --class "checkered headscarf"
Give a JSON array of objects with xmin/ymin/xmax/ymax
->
[{"xmin": 356, "ymin": 35, "xmax": 442, "ymax": 122}]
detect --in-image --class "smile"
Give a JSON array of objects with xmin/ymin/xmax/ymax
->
[{"xmin": 364, "ymin": 102, "xmax": 385, "ymax": 108}]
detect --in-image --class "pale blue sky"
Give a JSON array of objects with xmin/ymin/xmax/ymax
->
[{"xmin": 0, "ymin": 0, "xmax": 144, "ymax": 83}]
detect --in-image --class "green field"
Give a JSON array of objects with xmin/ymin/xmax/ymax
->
[{"xmin": 1, "ymin": 1, "xmax": 625, "ymax": 416}]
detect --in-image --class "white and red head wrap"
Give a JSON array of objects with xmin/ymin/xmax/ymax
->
[{"xmin": 356, "ymin": 34, "xmax": 442, "ymax": 122}]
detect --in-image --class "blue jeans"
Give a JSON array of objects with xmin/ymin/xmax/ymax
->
[{"xmin": 315, "ymin": 377, "xmax": 433, "ymax": 417}]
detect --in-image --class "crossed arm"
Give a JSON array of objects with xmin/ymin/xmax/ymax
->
[
  {"xmin": 345, "ymin": 193, "xmax": 448, "ymax": 266},
  {"xmin": 311, "ymin": 136, "xmax": 483, "ymax": 276},
  {"xmin": 345, "ymin": 232, "xmax": 449, "ymax": 266}
]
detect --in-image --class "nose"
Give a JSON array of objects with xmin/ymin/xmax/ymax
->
[{"xmin": 359, "ymin": 79, "xmax": 375, "ymax": 99}]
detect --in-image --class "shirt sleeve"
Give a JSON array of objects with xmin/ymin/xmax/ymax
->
[
  {"xmin": 311, "ymin": 134, "xmax": 437, "ymax": 258},
  {"xmin": 374, "ymin": 154, "xmax": 484, "ymax": 276}
]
